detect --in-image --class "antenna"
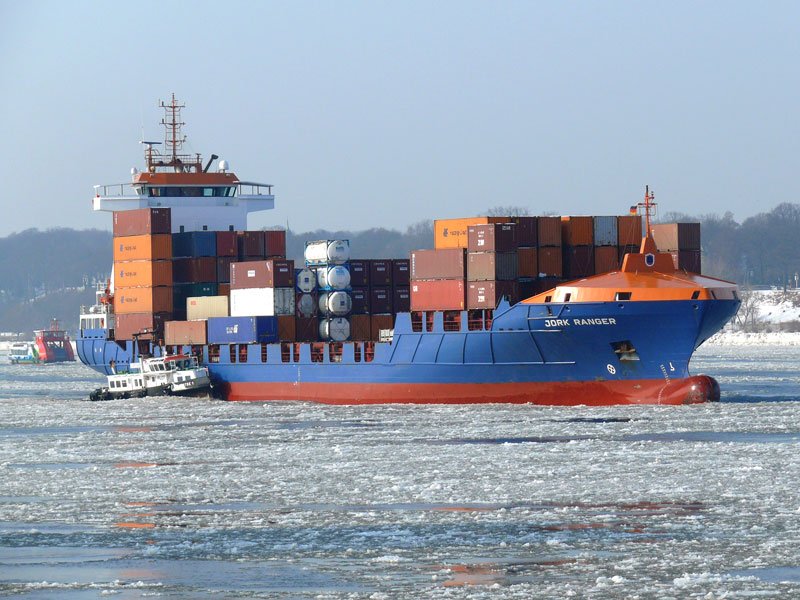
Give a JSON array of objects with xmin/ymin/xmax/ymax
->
[
  {"xmin": 159, "ymin": 93, "xmax": 186, "ymax": 166},
  {"xmin": 630, "ymin": 185, "xmax": 657, "ymax": 238}
]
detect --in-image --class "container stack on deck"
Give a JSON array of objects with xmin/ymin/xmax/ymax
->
[
  {"xmin": 466, "ymin": 223, "xmax": 519, "ymax": 309},
  {"xmin": 305, "ymin": 240, "xmax": 352, "ymax": 342},
  {"xmin": 651, "ymin": 223, "xmax": 702, "ymax": 273}
]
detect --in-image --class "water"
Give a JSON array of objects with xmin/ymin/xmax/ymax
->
[{"xmin": 0, "ymin": 344, "xmax": 799, "ymax": 598}]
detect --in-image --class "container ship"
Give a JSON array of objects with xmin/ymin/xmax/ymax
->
[{"xmin": 77, "ymin": 95, "xmax": 740, "ymax": 405}]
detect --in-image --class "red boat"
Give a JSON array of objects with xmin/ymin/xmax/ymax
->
[{"xmin": 33, "ymin": 319, "xmax": 76, "ymax": 363}]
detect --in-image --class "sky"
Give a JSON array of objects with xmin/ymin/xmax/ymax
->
[{"xmin": 0, "ymin": 1, "xmax": 798, "ymax": 236}]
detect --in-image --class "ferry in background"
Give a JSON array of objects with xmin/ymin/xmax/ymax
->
[
  {"xmin": 77, "ymin": 96, "xmax": 740, "ymax": 405},
  {"xmin": 8, "ymin": 320, "xmax": 75, "ymax": 364}
]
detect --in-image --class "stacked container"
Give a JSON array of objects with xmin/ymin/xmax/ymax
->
[
  {"xmin": 561, "ymin": 216, "xmax": 595, "ymax": 279},
  {"xmin": 229, "ymin": 259, "xmax": 295, "ymax": 317},
  {"xmin": 410, "ymin": 248, "xmax": 467, "ymax": 311},
  {"xmin": 466, "ymin": 223, "xmax": 519, "ymax": 309},
  {"xmin": 536, "ymin": 216, "xmax": 562, "ymax": 289},
  {"xmin": 617, "ymin": 215, "xmax": 643, "ymax": 265},
  {"xmin": 305, "ymin": 240, "xmax": 351, "ymax": 342},
  {"xmin": 171, "ymin": 231, "xmax": 218, "ymax": 320},
  {"xmin": 593, "ymin": 216, "xmax": 620, "ymax": 274},
  {"xmin": 651, "ymin": 223, "xmax": 702, "ymax": 273},
  {"xmin": 112, "ymin": 208, "xmax": 173, "ymax": 342}
]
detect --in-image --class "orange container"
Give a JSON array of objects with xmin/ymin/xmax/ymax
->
[
  {"xmin": 537, "ymin": 216, "xmax": 562, "ymax": 246},
  {"xmin": 114, "ymin": 286, "xmax": 173, "ymax": 314},
  {"xmin": 594, "ymin": 245, "xmax": 619, "ymax": 274},
  {"xmin": 537, "ymin": 247, "xmax": 563, "ymax": 277},
  {"xmin": 561, "ymin": 216, "xmax": 594, "ymax": 246},
  {"xmin": 350, "ymin": 314, "xmax": 372, "ymax": 341},
  {"xmin": 277, "ymin": 315, "xmax": 296, "ymax": 341},
  {"xmin": 517, "ymin": 247, "xmax": 539, "ymax": 278},
  {"xmin": 434, "ymin": 217, "xmax": 508, "ymax": 249},
  {"xmin": 113, "ymin": 234, "xmax": 172, "ymax": 262},
  {"xmin": 617, "ymin": 215, "xmax": 643, "ymax": 246},
  {"xmin": 115, "ymin": 260, "xmax": 173, "ymax": 289}
]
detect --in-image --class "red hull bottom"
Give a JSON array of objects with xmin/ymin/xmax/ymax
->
[{"xmin": 223, "ymin": 375, "xmax": 720, "ymax": 406}]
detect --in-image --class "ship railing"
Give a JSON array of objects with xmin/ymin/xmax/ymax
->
[
  {"xmin": 93, "ymin": 181, "xmax": 273, "ymax": 198},
  {"xmin": 235, "ymin": 181, "xmax": 274, "ymax": 197}
]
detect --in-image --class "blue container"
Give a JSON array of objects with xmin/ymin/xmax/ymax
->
[
  {"xmin": 172, "ymin": 231, "xmax": 217, "ymax": 257},
  {"xmin": 207, "ymin": 316, "xmax": 279, "ymax": 344}
]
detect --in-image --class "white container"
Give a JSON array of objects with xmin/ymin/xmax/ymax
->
[
  {"xmin": 273, "ymin": 287, "xmax": 295, "ymax": 316},
  {"xmin": 593, "ymin": 216, "xmax": 618, "ymax": 247},
  {"xmin": 296, "ymin": 293, "xmax": 317, "ymax": 317},
  {"xmin": 317, "ymin": 265, "xmax": 351, "ymax": 290},
  {"xmin": 296, "ymin": 268, "xmax": 316, "ymax": 293},
  {"xmin": 230, "ymin": 287, "xmax": 275, "ymax": 317},
  {"xmin": 319, "ymin": 317, "xmax": 350, "ymax": 341},
  {"xmin": 304, "ymin": 240, "xmax": 350, "ymax": 265},
  {"xmin": 318, "ymin": 291, "xmax": 352, "ymax": 317}
]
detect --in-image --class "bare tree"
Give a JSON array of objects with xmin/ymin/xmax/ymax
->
[{"xmin": 486, "ymin": 206, "xmax": 530, "ymax": 217}]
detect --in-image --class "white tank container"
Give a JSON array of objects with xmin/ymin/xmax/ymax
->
[
  {"xmin": 317, "ymin": 265, "xmax": 351, "ymax": 290},
  {"xmin": 319, "ymin": 317, "xmax": 350, "ymax": 342},
  {"xmin": 296, "ymin": 268, "xmax": 316, "ymax": 293},
  {"xmin": 296, "ymin": 293, "xmax": 317, "ymax": 317},
  {"xmin": 318, "ymin": 291, "xmax": 352, "ymax": 316},
  {"xmin": 304, "ymin": 240, "xmax": 350, "ymax": 265}
]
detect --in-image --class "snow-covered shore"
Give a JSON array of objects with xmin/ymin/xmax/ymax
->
[{"xmin": 705, "ymin": 330, "xmax": 800, "ymax": 346}]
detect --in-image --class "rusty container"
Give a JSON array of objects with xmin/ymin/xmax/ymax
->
[
  {"xmin": 410, "ymin": 279, "xmax": 466, "ymax": 311},
  {"xmin": 113, "ymin": 234, "xmax": 172, "ymax": 262},
  {"xmin": 594, "ymin": 245, "xmax": 620, "ymax": 274},
  {"xmin": 392, "ymin": 259, "xmax": 410, "ymax": 286},
  {"xmin": 537, "ymin": 217, "xmax": 562, "ymax": 247},
  {"xmin": 561, "ymin": 216, "xmax": 594, "ymax": 246},
  {"xmin": 593, "ymin": 216, "xmax": 618, "ymax": 247},
  {"xmin": 348, "ymin": 260, "xmax": 370, "ymax": 287},
  {"xmin": 230, "ymin": 259, "xmax": 294, "ymax": 289},
  {"xmin": 115, "ymin": 260, "xmax": 173, "ymax": 289},
  {"xmin": 264, "ymin": 230, "xmax": 287, "ymax": 257},
  {"xmin": 467, "ymin": 281, "xmax": 519, "ymax": 309},
  {"xmin": 510, "ymin": 216, "xmax": 538, "ymax": 247},
  {"xmin": 370, "ymin": 260, "xmax": 393, "ymax": 287},
  {"xmin": 563, "ymin": 246, "xmax": 595, "ymax": 279},
  {"xmin": 393, "ymin": 286, "xmax": 410, "ymax": 313},
  {"xmin": 370, "ymin": 314, "xmax": 394, "ymax": 340},
  {"xmin": 670, "ymin": 250, "xmax": 702, "ymax": 273},
  {"xmin": 295, "ymin": 316, "xmax": 319, "ymax": 342},
  {"xmin": 434, "ymin": 216, "xmax": 508, "ymax": 249},
  {"xmin": 467, "ymin": 251, "xmax": 518, "ymax": 281},
  {"xmin": 277, "ymin": 315, "xmax": 296, "ymax": 341},
  {"xmin": 617, "ymin": 215, "xmax": 644, "ymax": 246},
  {"xmin": 165, "ymin": 319, "xmax": 208, "ymax": 346},
  {"xmin": 115, "ymin": 286, "xmax": 173, "ymax": 315},
  {"xmin": 537, "ymin": 246, "xmax": 563, "ymax": 277},
  {"xmin": 215, "ymin": 231, "xmax": 238, "ymax": 257},
  {"xmin": 113, "ymin": 208, "xmax": 171, "ymax": 237},
  {"xmin": 349, "ymin": 314, "xmax": 372, "ymax": 341},
  {"xmin": 517, "ymin": 247, "xmax": 539, "ymax": 278},
  {"xmin": 173, "ymin": 257, "xmax": 217, "ymax": 283},
  {"xmin": 370, "ymin": 287, "xmax": 392, "ymax": 314},
  {"xmin": 114, "ymin": 312, "xmax": 170, "ymax": 341},
  {"xmin": 350, "ymin": 287, "xmax": 370, "ymax": 315},
  {"xmin": 652, "ymin": 223, "xmax": 701, "ymax": 251},
  {"xmin": 410, "ymin": 248, "xmax": 466, "ymax": 280},
  {"xmin": 467, "ymin": 223, "xmax": 517, "ymax": 252},
  {"xmin": 237, "ymin": 231, "xmax": 265, "ymax": 258}
]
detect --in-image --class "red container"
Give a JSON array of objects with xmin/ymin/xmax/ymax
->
[
  {"xmin": 350, "ymin": 287, "xmax": 370, "ymax": 314},
  {"xmin": 237, "ymin": 231, "xmax": 265, "ymax": 258},
  {"xmin": 467, "ymin": 281, "xmax": 519, "ymax": 309},
  {"xmin": 652, "ymin": 223, "xmax": 701, "ymax": 251},
  {"xmin": 410, "ymin": 279, "xmax": 466, "ymax": 311},
  {"xmin": 537, "ymin": 217, "xmax": 562, "ymax": 247},
  {"xmin": 393, "ymin": 286, "xmax": 410, "ymax": 313},
  {"xmin": 370, "ymin": 286, "xmax": 393, "ymax": 314},
  {"xmin": 510, "ymin": 216, "xmax": 538, "ymax": 247},
  {"xmin": 370, "ymin": 314, "xmax": 394, "ymax": 340},
  {"xmin": 392, "ymin": 259, "xmax": 410, "ymax": 286},
  {"xmin": 349, "ymin": 314, "xmax": 371, "ymax": 341},
  {"xmin": 517, "ymin": 247, "xmax": 538, "ymax": 278},
  {"xmin": 230, "ymin": 259, "xmax": 294, "ymax": 289},
  {"xmin": 173, "ymin": 257, "xmax": 217, "ymax": 283},
  {"xmin": 467, "ymin": 223, "xmax": 517, "ymax": 252},
  {"xmin": 410, "ymin": 249, "xmax": 466, "ymax": 280},
  {"xmin": 537, "ymin": 246, "xmax": 563, "ymax": 277},
  {"xmin": 348, "ymin": 260, "xmax": 370, "ymax": 287},
  {"xmin": 277, "ymin": 315, "xmax": 296, "ymax": 341},
  {"xmin": 215, "ymin": 231, "xmax": 238, "ymax": 257},
  {"xmin": 264, "ymin": 229, "xmax": 287, "ymax": 257},
  {"xmin": 594, "ymin": 245, "xmax": 620, "ymax": 274},
  {"xmin": 617, "ymin": 215, "xmax": 643, "ymax": 246},
  {"xmin": 564, "ymin": 246, "xmax": 595, "ymax": 279},
  {"xmin": 114, "ymin": 312, "xmax": 170, "ymax": 341},
  {"xmin": 165, "ymin": 320, "xmax": 208, "ymax": 346},
  {"xmin": 295, "ymin": 316, "xmax": 319, "ymax": 342},
  {"xmin": 467, "ymin": 252, "xmax": 518, "ymax": 281},
  {"xmin": 561, "ymin": 216, "xmax": 594, "ymax": 246},
  {"xmin": 670, "ymin": 250, "xmax": 702, "ymax": 273},
  {"xmin": 112, "ymin": 208, "xmax": 171, "ymax": 237},
  {"xmin": 216, "ymin": 257, "xmax": 234, "ymax": 283},
  {"xmin": 370, "ymin": 260, "xmax": 393, "ymax": 287}
]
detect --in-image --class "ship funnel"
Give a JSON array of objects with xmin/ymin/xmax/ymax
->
[{"xmin": 203, "ymin": 154, "xmax": 219, "ymax": 173}]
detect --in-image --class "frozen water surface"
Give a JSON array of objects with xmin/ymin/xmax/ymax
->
[{"xmin": 0, "ymin": 345, "xmax": 799, "ymax": 598}]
